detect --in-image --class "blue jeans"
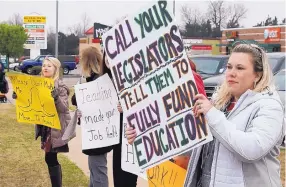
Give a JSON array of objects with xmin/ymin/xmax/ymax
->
[{"xmin": 88, "ymin": 154, "xmax": 108, "ymax": 187}]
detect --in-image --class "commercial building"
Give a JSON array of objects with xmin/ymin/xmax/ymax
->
[
  {"xmin": 80, "ymin": 24, "xmax": 222, "ymax": 57},
  {"xmin": 220, "ymin": 25, "xmax": 286, "ymax": 54},
  {"xmin": 183, "ymin": 38, "xmax": 221, "ymax": 57}
]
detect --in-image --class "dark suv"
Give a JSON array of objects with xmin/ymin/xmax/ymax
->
[
  {"xmin": 201, "ymin": 52, "xmax": 286, "ymax": 99},
  {"xmin": 190, "ymin": 55, "xmax": 229, "ymax": 98}
]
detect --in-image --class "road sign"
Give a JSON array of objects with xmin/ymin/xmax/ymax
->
[
  {"xmin": 23, "ymin": 16, "xmax": 46, "ymax": 24},
  {"xmin": 23, "ymin": 15, "xmax": 47, "ymax": 49},
  {"xmin": 23, "ymin": 24, "xmax": 47, "ymax": 49}
]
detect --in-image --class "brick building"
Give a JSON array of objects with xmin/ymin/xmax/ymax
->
[{"xmin": 220, "ymin": 25, "xmax": 286, "ymax": 54}]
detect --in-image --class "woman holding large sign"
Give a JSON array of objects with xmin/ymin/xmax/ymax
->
[
  {"xmin": 126, "ymin": 44, "xmax": 284, "ymax": 187},
  {"xmin": 13, "ymin": 57, "xmax": 71, "ymax": 187},
  {"xmin": 102, "ymin": 52, "xmax": 139, "ymax": 187}
]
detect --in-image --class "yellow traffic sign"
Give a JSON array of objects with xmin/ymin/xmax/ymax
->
[{"xmin": 23, "ymin": 16, "xmax": 46, "ymax": 24}]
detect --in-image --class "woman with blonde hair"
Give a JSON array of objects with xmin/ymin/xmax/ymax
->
[
  {"xmin": 71, "ymin": 46, "xmax": 112, "ymax": 187},
  {"xmin": 13, "ymin": 57, "xmax": 71, "ymax": 187},
  {"xmin": 126, "ymin": 44, "xmax": 285, "ymax": 187}
]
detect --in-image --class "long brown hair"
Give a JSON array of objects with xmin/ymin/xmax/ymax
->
[
  {"xmin": 81, "ymin": 46, "xmax": 102, "ymax": 77},
  {"xmin": 214, "ymin": 44, "xmax": 273, "ymax": 109}
]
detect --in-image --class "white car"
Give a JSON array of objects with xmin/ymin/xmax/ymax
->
[{"xmin": 9, "ymin": 62, "xmax": 20, "ymax": 71}]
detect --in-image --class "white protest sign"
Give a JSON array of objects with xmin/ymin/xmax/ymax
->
[
  {"xmin": 102, "ymin": 0, "xmax": 213, "ymax": 170},
  {"xmin": 75, "ymin": 74, "xmax": 120, "ymax": 150},
  {"xmin": 121, "ymin": 116, "xmax": 147, "ymax": 180}
]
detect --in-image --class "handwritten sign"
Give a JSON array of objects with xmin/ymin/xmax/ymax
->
[
  {"xmin": 74, "ymin": 74, "xmax": 120, "ymax": 150},
  {"xmin": 8, "ymin": 74, "xmax": 61, "ymax": 129},
  {"xmin": 122, "ymin": 116, "xmax": 189, "ymax": 185},
  {"xmin": 121, "ymin": 117, "xmax": 147, "ymax": 179},
  {"xmin": 103, "ymin": 0, "xmax": 213, "ymax": 170},
  {"xmin": 147, "ymin": 160, "xmax": 186, "ymax": 187}
]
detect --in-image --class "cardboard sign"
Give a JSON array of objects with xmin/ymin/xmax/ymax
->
[
  {"xmin": 147, "ymin": 160, "xmax": 187, "ymax": 187},
  {"xmin": 74, "ymin": 74, "xmax": 120, "ymax": 150},
  {"xmin": 121, "ymin": 116, "xmax": 147, "ymax": 179},
  {"xmin": 8, "ymin": 74, "xmax": 61, "ymax": 129},
  {"xmin": 102, "ymin": 0, "xmax": 213, "ymax": 170},
  {"xmin": 122, "ymin": 116, "xmax": 189, "ymax": 186}
]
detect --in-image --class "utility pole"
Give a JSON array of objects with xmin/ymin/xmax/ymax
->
[
  {"xmin": 55, "ymin": 0, "xmax": 59, "ymax": 58},
  {"xmin": 173, "ymin": 0, "xmax": 175, "ymax": 16}
]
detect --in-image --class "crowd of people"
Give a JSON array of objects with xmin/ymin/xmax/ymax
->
[{"xmin": 0, "ymin": 43, "xmax": 284, "ymax": 187}]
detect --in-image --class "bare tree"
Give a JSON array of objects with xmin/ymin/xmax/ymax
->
[
  {"xmin": 227, "ymin": 4, "xmax": 247, "ymax": 28},
  {"xmin": 207, "ymin": 1, "xmax": 228, "ymax": 29},
  {"xmin": 8, "ymin": 13, "xmax": 23, "ymax": 25},
  {"xmin": 68, "ymin": 13, "xmax": 91, "ymax": 37},
  {"xmin": 181, "ymin": 5, "xmax": 203, "ymax": 25},
  {"xmin": 67, "ymin": 23, "xmax": 83, "ymax": 37},
  {"xmin": 81, "ymin": 13, "xmax": 91, "ymax": 36},
  {"xmin": 282, "ymin": 18, "xmax": 286, "ymax": 25}
]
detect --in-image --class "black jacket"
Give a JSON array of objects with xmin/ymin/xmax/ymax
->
[{"xmin": 0, "ymin": 72, "xmax": 8, "ymax": 94}]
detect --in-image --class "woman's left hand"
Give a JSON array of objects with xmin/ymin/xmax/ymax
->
[
  {"xmin": 77, "ymin": 110, "xmax": 82, "ymax": 118},
  {"xmin": 193, "ymin": 94, "xmax": 213, "ymax": 117},
  {"xmin": 51, "ymin": 87, "xmax": 59, "ymax": 101}
]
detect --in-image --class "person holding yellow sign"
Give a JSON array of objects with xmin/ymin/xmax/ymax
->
[{"xmin": 12, "ymin": 57, "xmax": 71, "ymax": 187}]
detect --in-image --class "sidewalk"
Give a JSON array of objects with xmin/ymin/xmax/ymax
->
[{"xmin": 63, "ymin": 123, "xmax": 148, "ymax": 187}]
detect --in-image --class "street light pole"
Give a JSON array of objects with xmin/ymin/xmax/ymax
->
[
  {"xmin": 173, "ymin": 0, "xmax": 175, "ymax": 16},
  {"xmin": 55, "ymin": 0, "xmax": 59, "ymax": 58}
]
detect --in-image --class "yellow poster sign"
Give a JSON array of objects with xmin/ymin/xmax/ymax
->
[
  {"xmin": 8, "ymin": 74, "xmax": 61, "ymax": 129},
  {"xmin": 23, "ymin": 16, "xmax": 46, "ymax": 24},
  {"xmin": 147, "ymin": 160, "xmax": 187, "ymax": 187}
]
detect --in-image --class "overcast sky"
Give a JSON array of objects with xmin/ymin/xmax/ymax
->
[{"xmin": 0, "ymin": 0, "xmax": 285, "ymax": 33}]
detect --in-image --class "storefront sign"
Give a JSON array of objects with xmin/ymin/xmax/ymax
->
[
  {"xmin": 185, "ymin": 45, "xmax": 212, "ymax": 51},
  {"xmin": 191, "ymin": 45, "xmax": 212, "ymax": 50},
  {"xmin": 225, "ymin": 31, "xmax": 238, "ymax": 39},
  {"xmin": 264, "ymin": 28, "xmax": 281, "ymax": 42},
  {"xmin": 183, "ymin": 39, "xmax": 203, "ymax": 45}
]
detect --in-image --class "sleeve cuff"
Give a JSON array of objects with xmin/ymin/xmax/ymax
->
[{"xmin": 205, "ymin": 106, "xmax": 225, "ymax": 127}]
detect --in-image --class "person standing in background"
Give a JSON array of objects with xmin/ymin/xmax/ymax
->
[{"xmin": 71, "ymin": 47, "xmax": 112, "ymax": 187}]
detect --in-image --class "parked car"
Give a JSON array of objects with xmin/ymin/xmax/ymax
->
[
  {"xmin": 267, "ymin": 52, "xmax": 285, "ymax": 74},
  {"xmin": 18, "ymin": 55, "xmax": 77, "ymax": 75},
  {"xmin": 199, "ymin": 52, "xmax": 286, "ymax": 99},
  {"xmin": 274, "ymin": 69, "xmax": 285, "ymax": 106},
  {"xmin": 190, "ymin": 55, "xmax": 229, "ymax": 80},
  {"xmin": 274, "ymin": 69, "xmax": 286, "ymax": 146},
  {"xmin": 18, "ymin": 56, "xmax": 30, "ymax": 63},
  {"xmin": 0, "ymin": 56, "xmax": 7, "ymax": 69},
  {"xmin": 74, "ymin": 55, "xmax": 79, "ymax": 65},
  {"xmin": 9, "ymin": 62, "xmax": 20, "ymax": 71}
]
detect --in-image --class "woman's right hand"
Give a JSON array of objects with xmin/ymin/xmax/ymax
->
[
  {"xmin": 125, "ymin": 126, "xmax": 137, "ymax": 144},
  {"xmin": 77, "ymin": 110, "xmax": 82, "ymax": 118},
  {"xmin": 12, "ymin": 92, "xmax": 17, "ymax": 99},
  {"xmin": 117, "ymin": 102, "xmax": 123, "ymax": 113}
]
